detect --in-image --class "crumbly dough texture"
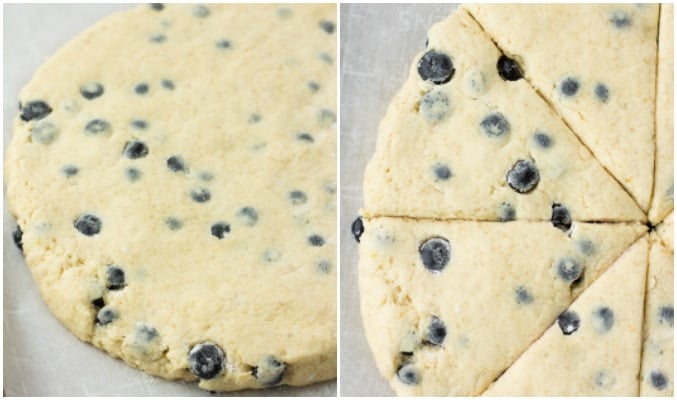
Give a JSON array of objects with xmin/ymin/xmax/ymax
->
[
  {"xmin": 5, "ymin": 4, "xmax": 336, "ymax": 392},
  {"xmin": 484, "ymin": 236, "xmax": 648, "ymax": 396},
  {"xmin": 464, "ymin": 4, "xmax": 658, "ymax": 212},
  {"xmin": 358, "ymin": 217, "xmax": 646, "ymax": 396},
  {"xmin": 639, "ymin": 235, "xmax": 674, "ymax": 396},
  {"xmin": 656, "ymin": 212, "xmax": 674, "ymax": 254}
]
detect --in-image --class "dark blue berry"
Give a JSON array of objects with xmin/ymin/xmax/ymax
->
[
  {"xmin": 80, "ymin": 82, "xmax": 104, "ymax": 100},
  {"xmin": 150, "ymin": 34, "xmax": 166, "ymax": 43},
  {"xmin": 252, "ymin": 356, "xmax": 286, "ymax": 387},
  {"xmin": 497, "ymin": 55, "xmax": 523, "ymax": 81},
  {"xmin": 188, "ymin": 342, "xmax": 225, "ymax": 379},
  {"xmin": 560, "ymin": 77, "xmax": 580, "ymax": 97},
  {"xmin": 417, "ymin": 50, "xmax": 454, "ymax": 84},
  {"xmin": 126, "ymin": 167, "xmax": 142, "ymax": 182},
  {"xmin": 32, "ymin": 121, "xmax": 59, "ymax": 144},
  {"xmin": 136, "ymin": 324, "xmax": 158, "ymax": 342},
  {"xmin": 658, "ymin": 305, "xmax": 674, "ymax": 327},
  {"xmin": 237, "ymin": 207, "xmax": 258, "ymax": 226},
  {"xmin": 419, "ymin": 237, "xmax": 451, "ymax": 272},
  {"xmin": 297, "ymin": 133, "xmax": 314, "ymax": 143},
  {"xmin": 191, "ymin": 188, "xmax": 211, "ymax": 203},
  {"xmin": 577, "ymin": 240, "xmax": 595, "ymax": 256},
  {"xmin": 249, "ymin": 114, "xmax": 261, "ymax": 124},
  {"xmin": 96, "ymin": 306, "xmax": 118, "ymax": 325},
  {"xmin": 307, "ymin": 81, "xmax": 320, "ymax": 92},
  {"xmin": 216, "ymin": 39, "xmax": 231, "ymax": 49},
  {"xmin": 211, "ymin": 222, "xmax": 230, "ymax": 239},
  {"xmin": 351, "ymin": 217, "xmax": 364, "ymax": 243},
  {"xmin": 308, "ymin": 235, "xmax": 325, "ymax": 247},
  {"xmin": 425, "ymin": 316, "xmax": 446, "ymax": 346},
  {"xmin": 123, "ymin": 141, "xmax": 149, "ymax": 159},
  {"xmin": 20, "ymin": 100, "xmax": 52, "ymax": 122},
  {"xmin": 498, "ymin": 202, "xmax": 516, "ymax": 222},
  {"xmin": 319, "ymin": 20, "xmax": 335, "ymax": 34},
  {"xmin": 166, "ymin": 155, "xmax": 188, "ymax": 173},
  {"xmin": 557, "ymin": 310, "xmax": 580, "ymax": 335},
  {"xmin": 397, "ymin": 364, "xmax": 420, "ymax": 385},
  {"xmin": 106, "ymin": 266, "xmax": 126, "ymax": 290},
  {"xmin": 515, "ymin": 286, "xmax": 534, "ymax": 305},
  {"xmin": 595, "ymin": 83, "xmax": 609, "ymax": 103},
  {"xmin": 610, "ymin": 10, "xmax": 631, "ymax": 28},
  {"xmin": 551, "ymin": 203, "xmax": 572, "ymax": 232},
  {"xmin": 650, "ymin": 370, "xmax": 668, "ymax": 390},
  {"xmin": 150, "ymin": 3, "xmax": 164, "ymax": 11},
  {"xmin": 289, "ymin": 190, "xmax": 307, "ymax": 205},
  {"xmin": 556, "ymin": 257, "xmax": 583, "ymax": 283},
  {"xmin": 533, "ymin": 132, "xmax": 552, "ymax": 148},
  {"xmin": 74, "ymin": 214, "xmax": 102, "ymax": 236},
  {"xmin": 161, "ymin": 79, "xmax": 175, "ymax": 90},
  {"xmin": 134, "ymin": 83, "xmax": 149, "ymax": 95},
  {"xmin": 479, "ymin": 112, "xmax": 510, "ymax": 137},
  {"xmin": 433, "ymin": 163, "xmax": 452, "ymax": 181},
  {"xmin": 593, "ymin": 306, "xmax": 614, "ymax": 333},
  {"xmin": 131, "ymin": 119, "xmax": 148, "ymax": 129},
  {"xmin": 85, "ymin": 119, "xmax": 111, "ymax": 135},
  {"xmin": 166, "ymin": 217, "xmax": 183, "ymax": 230},
  {"xmin": 92, "ymin": 297, "xmax": 105, "ymax": 309},
  {"xmin": 13, "ymin": 225, "xmax": 23, "ymax": 252},
  {"xmin": 506, "ymin": 159, "xmax": 540, "ymax": 193}
]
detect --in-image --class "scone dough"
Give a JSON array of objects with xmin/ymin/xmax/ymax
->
[
  {"xmin": 656, "ymin": 212, "xmax": 674, "ymax": 253},
  {"xmin": 5, "ymin": 4, "xmax": 336, "ymax": 392}
]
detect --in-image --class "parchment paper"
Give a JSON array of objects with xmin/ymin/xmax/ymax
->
[
  {"xmin": 2, "ymin": 4, "xmax": 336, "ymax": 396},
  {"xmin": 339, "ymin": 4, "xmax": 458, "ymax": 396}
]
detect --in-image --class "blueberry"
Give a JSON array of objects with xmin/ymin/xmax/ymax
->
[
  {"xmin": 20, "ymin": 100, "xmax": 52, "ymax": 121},
  {"xmin": 166, "ymin": 155, "xmax": 188, "ymax": 173},
  {"xmin": 106, "ymin": 266, "xmax": 126, "ymax": 290},
  {"xmin": 557, "ymin": 310, "xmax": 581, "ymax": 335},
  {"xmin": 237, "ymin": 207, "xmax": 258, "ymax": 226},
  {"xmin": 131, "ymin": 119, "xmax": 148, "ymax": 129},
  {"xmin": 193, "ymin": 5, "xmax": 210, "ymax": 18},
  {"xmin": 122, "ymin": 141, "xmax": 149, "ymax": 159},
  {"xmin": 12, "ymin": 225, "xmax": 23, "ymax": 252},
  {"xmin": 191, "ymin": 188, "xmax": 211, "ymax": 203},
  {"xmin": 479, "ymin": 112, "xmax": 510, "ymax": 138},
  {"xmin": 417, "ymin": 50, "xmax": 454, "ymax": 84},
  {"xmin": 496, "ymin": 55, "xmax": 523, "ymax": 81},
  {"xmin": 425, "ymin": 316, "xmax": 446, "ymax": 346},
  {"xmin": 85, "ymin": 119, "xmax": 111, "ymax": 135},
  {"xmin": 658, "ymin": 305, "xmax": 674, "ymax": 326},
  {"xmin": 610, "ymin": 10, "xmax": 631, "ymax": 28},
  {"xmin": 92, "ymin": 297, "xmax": 105, "ymax": 309},
  {"xmin": 515, "ymin": 286, "xmax": 534, "ymax": 305},
  {"xmin": 136, "ymin": 324, "xmax": 158, "ymax": 342},
  {"xmin": 317, "ymin": 260, "xmax": 331, "ymax": 273},
  {"xmin": 319, "ymin": 52, "xmax": 333, "ymax": 64},
  {"xmin": 419, "ymin": 237, "xmax": 451, "ymax": 272},
  {"xmin": 161, "ymin": 79, "xmax": 175, "ymax": 90},
  {"xmin": 577, "ymin": 240, "xmax": 596, "ymax": 256},
  {"xmin": 134, "ymin": 83, "xmax": 149, "ymax": 95},
  {"xmin": 420, "ymin": 90, "xmax": 450, "ymax": 122},
  {"xmin": 595, "ymin": 83, "xmax": 609, "ymax": 103},
  {"xmin": 559, "ymin": 77, "xmax": 580, "ymax": 97},
  {"xmin": 533, "ymin": 132, "xmax": 552, "ymax": 149},
  {"xmin": 592, "ymin": 306, "xmax": 614, "ymax": 333},
  {"xmin": 650, "ymin": 370, "xmax": 668, "ymax": 390},
  {"xmin": 199, "ymin": 172, "xmax": 214, "ymax": 181},
  {"xmin": 506, "ymin": 159, "xmax": 540, "ymax": 193},
  {"xmin": 150, "ymin": 3, "xmax": 164, "ymax": 11},
  {"xmin": 551, "ymin": 203, "xmax": 572, "ymax": 232},
  {"xmin": 432, "ymin": 163, "xmax": 452, "ymax": 181},
  {"xmin": 248, "ymin": 113, "xmax": 261, "ymax": 124},
  {"xmin": 351, "ymin": 217, "xmax": 364, "ymax": 243},
  {"xmin": 297, "ymin": 133, "xmax": 314, "ymax": 143},
  {"xmin": 150, "ymin": 34, "xmax": 166, "ymax": 43},
  {"xmin": 498, "ymin": 202, "xmax": 516, "ymax": 222},
  {"xmin": 289, "ymin": 190, "xmax": 308, "ymax": 205},
  {"xmin": 397, "ymin": 364, "xmax": 420, "ymax": 385},
  {"xmin": 252, "ymin": 356, "xmax": 286, "ymax": 387},
  {"xmin": 556, "ymin": 257, "xmax": 583, "ymax": 282},
  {"xmin": 318, "ymin": 109, "xmax": 336, "ymax": 125},
  {"xmin": 308, "ymin": 234, "xmax": 325, "ymax": 247},
  {"xmin": 211, "ymin": 222, "xmax": 230, "ymax": 239},
  {"xmin": 96, "ymin": 306, "xmax": 118, "ymax": 325},
  {"xmin": 166, "ymin": 217, "xmax": 183, "ymax": 230},
  {"xmin": 319, "ymin": 20, "xmax": 335, "ymax": 34},
  {"xmin": 277, "ymin": 8, "xmax": 292, "ymax": 19},
  {"xmin": 31, "ymin": 121, "xmax": 59, "ymax": 144},
  {"xmin": 307, "ymin": 81, "xmax": 320, "ymax": 92},
  {"xmin": 126, "ymin": 167, "xmax": 142, "ymax": 182},
  {"xmin": 74, "ymin": 214, "xmax": 102, "ymax": 236},
  {"xmin": 80, "ymin": 82, "xmax": 104, "ymax": 100},
  {"xmin": 188, "ymin": 342, "xmax": 225, "ymax": 379},
  {"xmin": 216, "ymin": 39, "xmax": 231, "ymax": 49},
  {"xmin": 594, "ymin": 370, "xmax": 616, "ymax": 389}
]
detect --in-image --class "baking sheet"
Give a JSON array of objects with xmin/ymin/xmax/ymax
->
[
  {"xmin": 2, "ymin": 4, "xmax": 336, "ymax": 396},
  {"xmin": 339, "ymin": 4, "xmax": 458, "ymax": 396}
]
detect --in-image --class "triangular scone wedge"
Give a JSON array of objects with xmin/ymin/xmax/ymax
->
[
  {"xmin": 650, "ymin": 4, "xmax": 674, "ymax": 223},
  {"xmin": 358, "ymin": 217, "xmax": 646, "ymax": 396},
  {"xmin": 362, "ymin": 8, "xmax": 644, "ymax": 222},
  {"xmin": 656, "ymin": 212, "xmax": 674, "ymax": 253},
  {"xmin": 464, "ymin": 4, "xmax": 658, "ymax": 212},
  {"xmin": 483, "ymin": 236, "xmax": 648, "ymax": 396},
  {"xmin": 639, "ymin": 235, "xmax": 674, "ymax": 396}
]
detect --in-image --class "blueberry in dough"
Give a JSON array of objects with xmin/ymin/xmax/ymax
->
[
  {"xmin": 31, "ymin": 121, "xmax": 58, "ymax": 145},
  {"xmin": 166, "ymin": 217, "xmax": 183, "ymax": 230},
  {"xmin": 106, "ymin": 265, "xmax": 126, "ymax": 290},
  {"xmin": 351, "ymin": 217, "xmax": 364, "ymax": 243},
  {"xmin": 188, "ymin": 342, "xmax": 225, "ymax": 379},
  {"xmin": 126, "ymin": 167, "xmax": 142, "ymax": 182},
  {"xmin": 650, "ymin": 370, "xmax": 668, "ymax": 390},
  {"xmin": 123, "ymin": 141, "xmax": 149, "ymax": 159},
  {"xmin": 134, "ymin": 83, "xmax": 149, "ymax": 95},
  {"xmin": 419, "ymin": 237, "xmax": 451, "ymax": 272},
  {"xmin": 533, "ymin": 132, "xmax": 552, "ymax": 149},
  {"xmin": 307, "ymin": 81, "xmax": 320, "ymax": 92},
  {"xmin": 297, "ymin": 133, "xmax": 314, "ymax": 143},
  {"xmin": 191, "ymin": 188, "xmax": 211, "ymax": 203},
  {"xmin": 417, "ymin": 50, "xmax": 454, "ymax": 84},
  {"xmin": 658, "ymin": 305, "xmax": 674, "ymax": 326},
  {"xmin": 85, "ymin": 119, "xmax": 111, "ymax": 135},
  {"xmin": 289, "ymin": 190, "xmax": 308, "ymax": 205},
  {"xmin": 80, "ymin": 82, "xmax": 104, "ymax": 100},
  {"xmin": 150, "ymin": 3, "xmax": 164, "ymax": 11},
  {"xmin": 150, "ymin": 34, "xmax": 166, "ymax": 43},
  {"xmin": 397, "ymin": 364, "xmax": 421, "ymax": 385},
  {"xmin": 595, "ymin": 83, "xmax": 609, "ymax": 103},
  {"xmin": 551, "ymin": 203, "xmax": 572, "ymax": 232},
  {"xmin": 136, "ymin": 324, "xmax": 158, "ymax": 342},
  {"xmin": 432, "ymin": 163, "xmax": 452, "ymax": 181},
  {"xmin": 74, "ymin": 214, "xmax": 102, "ymax": 236},
  {"xmin": 237, "ymin": 207, "xmax": 258, "ymax": 226},
  {"xmin": 556, "ymin": 257, "xmax": 583, "ymax": 283},
  {"xmin": 20, "ymin": 100, "xmax": 52, "ymax": 121},
  {"xmin": 166, "ymin": 155, "xmax": 188, "ymax": 173},
  {"xmin": 308, "ymin": 234, "xmax": 325, "ymax": 247},
  {"xmin": 479, "ymin": 112, "xmax": 510, "ymax": 138},
  {"xmin": 496, "ymin": 55, "xmax": 523, "ymax": 81},
  {"xmin": 92, "ymin": 297, "xmax": 105, "ymax": 310},
  {"xmin": 211, "ymin": 222, "xmax": 231, "ymax": 239},
  {"xmin": 515, "ymin": 286, "xmax": 534, "ymax": 305},
  {"xmin": 592, "ymin": 306, "xmax": 614, "ymax": 333},
  {"xmin": 498, "ymin": 202, "xmax": 516, "ymax": 222},
  {"xmin": 216, "ymin": 39, "xmax": 231, "ymax": 49},
  {"xmin": 319, "ymin": 20, "xmax": 335, "ymax": 34},
  {"xmin": 161, "ymin": 79, "xmax": 175, "ymax": 90},
  {"xmin": 506, "ymin": 159, "xmax": 540, "ymax": 193},
  {"xmin": 96, "ymin": 306, "xmax": 118, "ymax": 325},
  {"xmin": 420, "ymin": 90, "xmax": 450, "ymax": 122},
  {"xmin": 193, "ymin": 5, "xmax": 210, "ymax": 18},
  {"xmin": 610, "ymin": 10, "xmax": 631, "ymax": 28},
  {"xmin": 131, "ymin": 119, "xmax": 148, "ymax": 130},
  {"xmin": 559, "ymin": 77, "xmax": 580, "ymax": 97},
  {"xmin": 425, "ymin": 316, "xmax": 446, "ymax": 346},
  {"xmin": 253, "ymin": 356, "xmax": 286, "ymax": 386},
  {"xmin": 12, "ymin": 225, "xmax": 23, "ymax": 252},
  {"xmin": 557, "ymin": 310, "xmax": 581, "ymax": 335}
]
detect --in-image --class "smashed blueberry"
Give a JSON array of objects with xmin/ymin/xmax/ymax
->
[
  {"xmin": 351, "ymin": 217, "xmax": 364, "ymax": 243},
  {"xmin": 188, "ymin": 342, "xmax": 225, "ymax": 379},
  {"xmin": 479, "ymin": 112, "xmax": 510, "ymax": 138},
  {"xmin": 80, "ymin": 82, "xmax": 104, "ymax": 100},
  {"xmin": 498, "ymin": 202, "xmax": 516, "ymax": 222},
  {"xmin": 166, "ymin": 155, "xmax": 188, "ymax": 173},
  {"xmin": 297, "ymin": 133, "xmax": 314, "ymax": 143},
  {"xmin": 425, "ymin": 316, "xmax": 446, "ymax": 346},
  {"xmin": 319, "ymin": 20, "xmax": 335, "ymax": 34},
  {"xmin": 85, "ymin": 119, "xmax": 111, "ymax": 135},
  {"xmin": 31, "ymin": 121, "xmax": 59, "ymax": 144},
  {"xmin": 610, "ymin": 10, "xmax": 631, "ymax": 28},
  {"xmin": 397, "ymin": 364, "xmax": 420, "ymax": 385},
  {"xmin": 289, "ymin": 190, "xmax": 308, "ymax": 205},
  {"xmin": 650, "ymin": 370, "xmax": 668, "ymax": 390},
  {"xmin": 595, "ymin": 83, "xmax": 609, "ymax": 103},
  {"xmin": 419, "ymin": 237, "xmax": 451, "ymax": 272},
  {"xmin": 161, "ymin": 79, "xmax": 175, "ymax": 90},
  {"xmin": 556, "ymin": 257, "xmax": 583, "ymax": 283},
  {"xmin": 420, "ymin": 90, "xmax": 450, "ymax": 122},
  {"xmin": 551, "ymin": 203, "xmax": 572, "ymax": 232},
  {"xmin": 131, "ymin": 119, "xmax": 148, "ymax": 129},
  {"xmin": 237, "ymin": 207, "xmax": 258, "ymax": 226},
  {"xmin": 13, "ymin": 225, "xmax": 23, "ymax": 252},
  {"xmin": 308, "ymin": 234, "xmax": 325, "ymax": 247},
  {"xmin": 506, "ymin": 159, "xmax": 540, "ymax": 193},
  {"xmin": 74, "ymin": 214, "xmax": 102, "ymax": 236},
  {"xmin": 557, "ymin": 310, "xmax": 581, "ymax": 335},
  {"xmin": 515, "ymin": 286, "xmax": 534, "ymax": 305},
  {"xmin": 150, "ymin": 3, "xmax": 164, "ymax": 11},
  {"xmin": 92, "ymin": 297, "xmax": 105, "ymax": 309},
  {"xmin": 559, "ymin": 77, "xmax": 580, "ymax": 97},
  {"xmin": 417, "ymin": 50, "xmax": 454, "ymax": 84},
  {"xmin": 307, "ymin": 81, "xmax": 320, "ymax": 92},
  {"xmin": 134, "ymin": 83, "xmax": 149, "ymax": 95},
  {"xmin": 193, "ymin": 5, "xmax": 210, "ymax": 18},
  {"xmin": 211, "ymin": 222, "xmax": 230, "ymax": 239},
  {"xmin": 166, "ymin": 217, "xmax": 183, "ymax": 230},
  {"xmin": 497, "ymin": 55, "xmax": 523, "ymax": 81},
  {"xmin": 136, "ymin": 324, "xmax": 158, "ymax": 342},
  {"xmin": 253, "ymin": 356, "xmax": 286, "ymax": 387},
  {"xmin": 123, "ymin": 141, "xmax": 149, "ymax": 159},
  {"xmin": 191, "ymin": 188, "xmax": 211, "ymax": 203},
  {"xmin": 317, "ymin": 260, "xmax": 331, "ymax": 273},
  {"xmin": 433, "ymin": 163, "xmax": 452, "ymax": 181},
  {"xmin": 20, "ymin": 100, "xmax": 52, "ymax": 121},
  {"xmin": 533, "ymin": 132, "xmax": 552, "ymax": 149},
  {"xmin": 593, "ymin": 306, "xmax": 614, "ymax": 333},
  {"xmin": 106, "ymin": 265, "xmax": 126, "ymax": 290},
  {"xmin": 658, "ymin": 305, "xmax": 674, "ymax": 326},
  {"xmin": 96, "ymin": 306, "xmax": 118, "ymax": 325},
  {"xmin": 126, "ymin": 167, "xmax": 142, "ymax": 182},
  {"xmin": 216, "ymin": 39, "xmax": 231, "ymax": 49}
]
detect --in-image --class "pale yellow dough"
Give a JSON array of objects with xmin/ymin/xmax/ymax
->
[
  {"xmin": 5, "ymin": 4, "xmax": 336, "ymax": 392},
  {"xmin": 484, "ymin": 236, "xmax": 648, "ymax": 396},
  {"xmin": 465, "ymin": 4, "xmax": 658, "ymax": 212},
  {"xmin": 656, "ymin": 212, "xmax": 674, "ymax": 253}
]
